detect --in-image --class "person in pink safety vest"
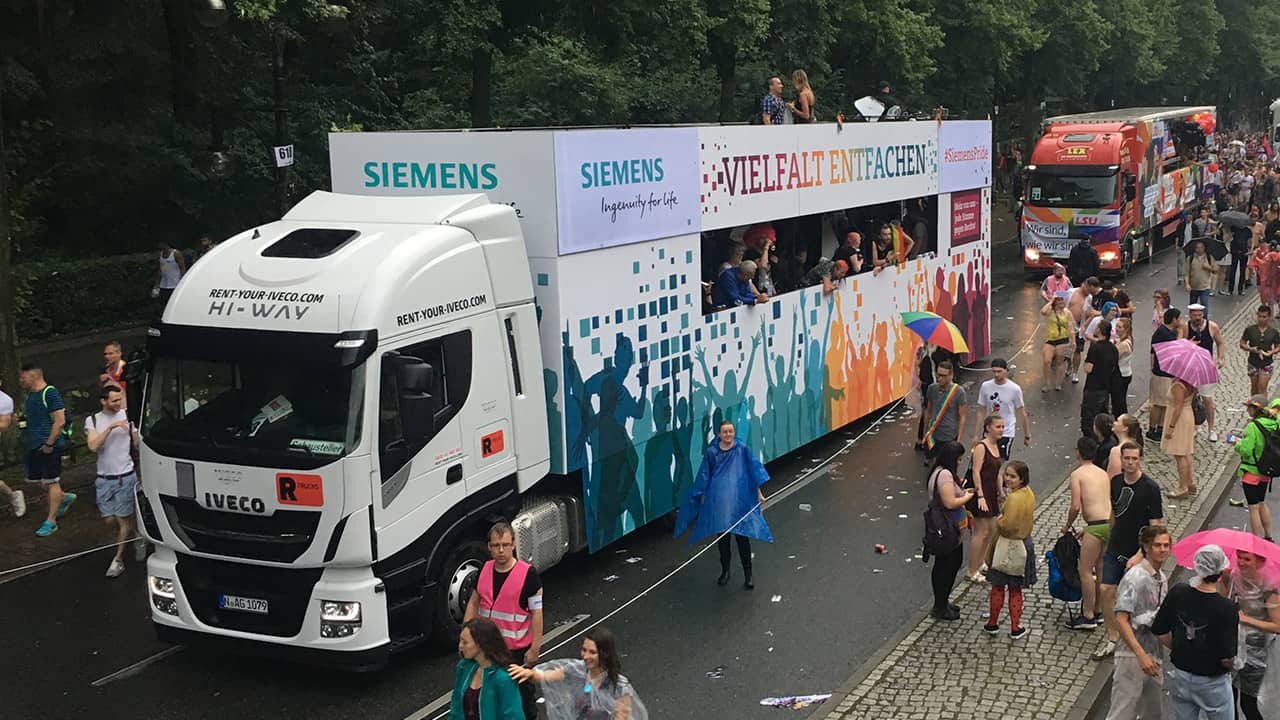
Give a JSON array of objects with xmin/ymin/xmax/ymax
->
[{"xmin": 464, "ymin": 521, "xmax": 543, "ymax": 720}]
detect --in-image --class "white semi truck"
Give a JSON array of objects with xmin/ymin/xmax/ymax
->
[{"xmin": 140, "ymin": 123, "xmax": 993, "ymax": 666}]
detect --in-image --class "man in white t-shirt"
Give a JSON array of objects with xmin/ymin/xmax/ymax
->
[
  {"xmin": 0, "ymin": 380, "xmax": 25, "ymax": 517},
  {"xmin": 85, "ymin": 385, "xmax": 141, "ymax": 578},
  {"xmin": 972, "ymin": 358, "xmax": 1031, "ymax": 460}
]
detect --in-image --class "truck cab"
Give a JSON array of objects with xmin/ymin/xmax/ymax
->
[{"xmin": 140, "ymin": 192, "xmax": 549, "ymax": 666}]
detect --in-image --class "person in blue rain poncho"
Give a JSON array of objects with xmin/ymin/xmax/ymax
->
[{"xmin": 674, "ymin": 420, "xmax": 773, "ymax": 589}]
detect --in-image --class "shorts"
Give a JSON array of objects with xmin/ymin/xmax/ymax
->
[
  {"xmin": 1243, "ymin": 477, "xmax": 1272, "ymax": 505},
  {"xmin": 996, "ymin": 436, "xmax": 1013, "ymax": 461},
  {"xmin": 1197, "ymin": 382, "xmax": 1216, "ymax": 399},
  {"xmin": 1248, "ymin": 364, "xmax": 1274, "ymax": 377},
  {"xmin": 25, "ymin": 448, "xmax": 63, "ymax": 484},
  {"xmin": 1084, "ymin": 520, "xmax": 1111, "ymax": 546},
  {"xmin": 1046, "ymin": 337, "xmax": 1070, "ymax": 347},
  {"xmin": 1075, "ymin": 335, "xmax": 1085, "ymax": 354},
  {"xmin": 1148, "ymin": 376, "xmax": 1172, "ymax": 407},
  {"xmin": 1102, "ymin": 552, "xmax": 1129, "ymax": 586},
  {"xmin": 95, "ymin": 473, "xmax": 137, "ymax": 518}
]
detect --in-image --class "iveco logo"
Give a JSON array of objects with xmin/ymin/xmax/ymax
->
[{"xmin": 204, "ymin": 492, "xmax": 267, "ymax": 514}]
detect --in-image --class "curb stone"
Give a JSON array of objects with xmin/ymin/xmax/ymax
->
[{"xmin": 811, "ymin": 298, "xmax": 1258, "ymax": 720}]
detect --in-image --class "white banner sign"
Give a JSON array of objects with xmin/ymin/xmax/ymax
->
[
  {"xmin": 938, "ymin": 121, "xmax": 991, "ymax": 193},
  {"xmin": 554, "ymin": 128, "xmax": 699, "ymax": 255},
  {"xmin": 327, "ymin": 131, "xmax": 560, "ymax": 258},
  {"xmin": 698, "ymin": 122, "xmax": 940, "ymax": 231}
]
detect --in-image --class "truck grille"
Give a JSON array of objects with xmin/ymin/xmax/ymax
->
[
  {"xmin": 176, "ymin": 554, "xmax": 322, "ymax": 638},
  {"xmin": 160, "ymin": 496, "xmax": 321, "ymax": 563}
]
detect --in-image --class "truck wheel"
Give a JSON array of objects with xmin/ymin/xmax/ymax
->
[{"xmin": 430, "ymin": 538, "xmax": 488, "ymax": 649}]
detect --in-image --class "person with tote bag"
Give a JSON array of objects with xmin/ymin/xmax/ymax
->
[{"xmin": 985, "ymin": 460, "xmax": 1037, "ymax": 640}]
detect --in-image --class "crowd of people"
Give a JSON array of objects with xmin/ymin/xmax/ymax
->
[
  {"xmin": 917, "ymin": 236, "xmax": 1280, "ymax": 717},
  {"xmin": 702, "ymin": 213, "xmax": 925, "ymax": 314}
]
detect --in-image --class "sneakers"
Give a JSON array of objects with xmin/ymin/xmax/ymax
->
[
  {"xmin": 983, "ymin": 623, "xmax": 1000, "ymax": 636},
  {"xmin": 134, "ymin": 539, "xmax": 148, "ymax": 562},
  {"xmin": 1071, "ymin": 374, "xmax": 1080, "ymax": 384},
  {"xmin": 1091, "ymin": 640, "xmax": 1117, "ymax": 659},
  {"xmin": 10, "ymin": 490, "xmax": 25, "ymax": 517},
  {"xmin": 1009, "ymin": 627, "xmax": 1029, "ymax": 640},
  {"xmin": 965, "ymin": 570, "xmax": 987, "ymax": 583},
  {"xmin": 106, "ymin": 559, "xmax": 125, "ymax": 578},
  {"xmin": 1067, "ymin": 615, "xmax": 1098, "ymax": 631},
  {"xmin": 35, "ymin": 520, "xmax": 58, "ymax": 537},
  {"xmin": 1209, "ymin": 431, "xmax": 1220, "ymax": 442},
  {"xmin": 55, "ymin": 492, "xmax": 77, "ymax": 518}
]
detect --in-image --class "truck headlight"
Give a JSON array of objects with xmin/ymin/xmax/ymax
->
[
  {"xmin": 1100, "ymin": 250, "xmax": 1118, "ymax": 262},
  {"xmin": 149, "ymin": 575, "xmax": 179, "ymax": 615},
  {"xmin": 320, "ymin": 600, "xmax": 362, "ymax": 638},
  {"xmin": 320, "ymin": 600, "xmax": 361, "ymax": 623},
  {"xmin": 1024, "ymin": 247, "xmax": 1041, "ymax": 262}
]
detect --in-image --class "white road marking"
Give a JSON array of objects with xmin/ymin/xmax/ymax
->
[{"xmin": 90, "ymin": 645, "xmax": 185, "ymax": 687}]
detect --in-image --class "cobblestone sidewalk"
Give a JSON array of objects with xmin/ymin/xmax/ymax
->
[{"xmin": 817, "ymin": 300, "xmax": 1257, "ymax": 720}]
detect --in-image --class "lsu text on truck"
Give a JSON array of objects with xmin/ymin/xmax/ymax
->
[
  {"xmin": 1021, "ymin": 106, "xmax": 1214, "ymax": 277},
  {"xmin": 138, "ymin": 121, "xmax": 993, "ymax": 667}
]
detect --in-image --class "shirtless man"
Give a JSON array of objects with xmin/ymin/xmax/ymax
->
[
  {"xmin": 1067, "ymin": 276, "xmax": 1101, "ymax": 384},
  {"xmin": 1062, "ymin": 435, "xmax": 1113, "ymax": 630}
]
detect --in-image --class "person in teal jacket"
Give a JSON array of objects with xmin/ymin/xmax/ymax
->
[
  {"xmin": 449, "ymin": 618, "xmax": 526, "ymax": 720},
  {"xmin": 1233, "ymin": 394, "xmax": 1277, "ymax": 541}
]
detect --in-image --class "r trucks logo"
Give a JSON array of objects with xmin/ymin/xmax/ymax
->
[
  {"xmin": 206, "ymin": 288, "xmax": 327, "ymax": 321},
  {"xmin": 396, "ymin": 294, "xmax": 488, "ymax": 327},
  {"xmin": 276, "ymin": 473, "xmax": 323, "ymax": 506}
]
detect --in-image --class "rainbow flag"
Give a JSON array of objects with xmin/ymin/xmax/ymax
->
[{"xmin": 891, "ymin": 224, "xmax": 909, "ymax": 260}]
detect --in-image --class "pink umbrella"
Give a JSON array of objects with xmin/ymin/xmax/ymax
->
[
  {"xmin": 1173, "ymin": 528, "xmax": 1280, "ymax": 585},
  {"xmin": 1152, "ymin": 338, "xmax": 1219, "ymax": 387}
]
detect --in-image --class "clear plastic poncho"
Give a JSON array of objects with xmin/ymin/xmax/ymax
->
[{"xmin": 533, "ymin": 658, "xmax": 648, "ymax": 720}]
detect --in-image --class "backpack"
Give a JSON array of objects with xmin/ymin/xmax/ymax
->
[
  {"xmin": 1045, "ymin": 549, "xmax": 1082, "ymax": 603},
  {"xmin": 40, "ymin": 386, "xmax": 74, "ymax": 446},
  {"xmin": 1051, "ymin": 531, "xmax": 1082, "ymax": 593},
  {"xmin": 1251, "ymin": 419, "xmax": 1280, "ymax": 476},
  {"xmin": 921, "ymin": 468, "xmax": 962, "ymax": 561},
  {"xmin": 90, "ymin": 412, "xmax": 140, "ymax": 469}
]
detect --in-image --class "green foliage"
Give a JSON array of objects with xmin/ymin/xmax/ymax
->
[
  {"xmin": 13, "ymin": 253, "xmax": 156, "ymax": 341},
  {"xmin": 2, "ymin": 0, "xmax": 1279, "ymax": 325}
]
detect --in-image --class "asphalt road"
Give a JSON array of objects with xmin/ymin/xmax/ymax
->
[{"xmin": 1, "ymin": 230, "xmax": 1250, "ymax": 719}]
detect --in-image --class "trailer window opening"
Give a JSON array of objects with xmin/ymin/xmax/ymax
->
[{"xmin": 700, "ymin": 196, "xmax": 938, "ymax": 316}]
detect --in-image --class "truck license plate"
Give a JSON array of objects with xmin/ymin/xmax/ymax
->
[{"xmin": 218, "ymin": 594, "xmax": 269, "ymax": 614}]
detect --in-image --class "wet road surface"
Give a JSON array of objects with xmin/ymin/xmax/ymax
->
[{"xmin": 3, "ymin": 231, "xmax": 1248, "ymax": 719}]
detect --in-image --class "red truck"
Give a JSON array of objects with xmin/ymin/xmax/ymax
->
[{"xmin": 1021, "ymin": 106, "xmax": 1215, "ymax": 276}]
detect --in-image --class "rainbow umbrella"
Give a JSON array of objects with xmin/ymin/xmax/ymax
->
[{"xmin": 901, "ymin": 311, "xmax": 970, "ymax": 354}]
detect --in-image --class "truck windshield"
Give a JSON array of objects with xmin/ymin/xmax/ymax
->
[
  {"xmin": 1026, "ymin": 171, "xmax": 1117, "ymax": 208},
  {"xmin": 143, "ymin": 355, "xmax": 363, "ymax": 470}
]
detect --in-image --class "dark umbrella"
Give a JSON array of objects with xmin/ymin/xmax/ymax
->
[
  {"xmin": 1218, "ymin": 210, "xmax": 1254, "ymax": 229},
  {"xmin": 1184, "ymin": 238, "xmax": 1229, "ymax": 261}
]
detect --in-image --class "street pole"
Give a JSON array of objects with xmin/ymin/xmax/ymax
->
[{"xmin": 272, "ymin": 30, "xmax": 288, "ymax": 218}]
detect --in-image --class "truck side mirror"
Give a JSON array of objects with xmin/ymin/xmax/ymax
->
[
  {"xmin": 1124, "ymin": 174, "xmax": 1137, "ymax": 202},
  {"xmin": 382, "ymin": 353, "xmax": 436, "ymax": 457}
]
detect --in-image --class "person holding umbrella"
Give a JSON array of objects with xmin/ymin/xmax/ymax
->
[
  {"xmin": 1152, "ymin": 338, "xmax": 1218, "ymax": 498},
  {"xmin": 1218, "ymin": 548, "xmax": 1280, "ymax": 720},
  {"xmin": 675, "ymin": 420, "xmax": 772, "ymax": 589}
]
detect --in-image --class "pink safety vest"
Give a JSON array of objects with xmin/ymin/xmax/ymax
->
[
  {"xmin": 476, "ymin": 560, "xmax": 532, "ymax": 649},
  {"xmin": 1044, "ymin": 275, "xmax": 1071, "ymax": 295}
]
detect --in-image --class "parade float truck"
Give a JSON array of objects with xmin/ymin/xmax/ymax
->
[
  {"xmin": 140, "ymin": 121, "xmax": 993, "ymax": 667},
  {"xmin": 1021, "ymin": 106, "xmax": 1214, "ymax": 277}
]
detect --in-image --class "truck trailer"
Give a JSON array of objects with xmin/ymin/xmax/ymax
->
[
  {"xmin": 1021, "ymin": 106, "xmax": 1214, "ymax": 276},
  {"xmin": 139, "ymin": 122, "xmax": 994, "ymax": 667}
]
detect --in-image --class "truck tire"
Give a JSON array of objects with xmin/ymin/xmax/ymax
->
[{"xmin": 430, "ymin": 538, "xmax": 489, "ymax": 650}]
